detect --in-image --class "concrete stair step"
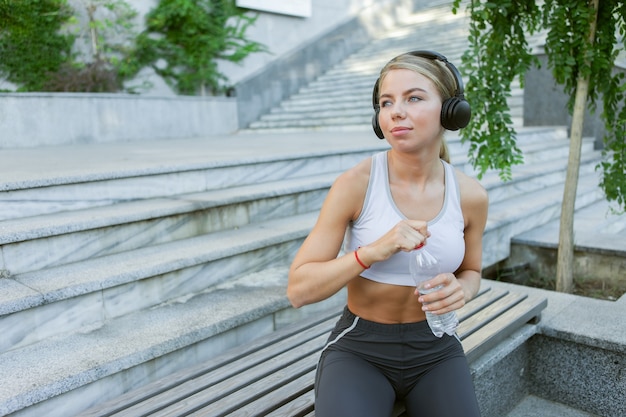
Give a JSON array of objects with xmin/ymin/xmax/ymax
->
[
  {"xmin": 483, "ymin": 172, "xmax": 604, "ymax": 267},
  {"xmin": 239, "ymin": 124, "xmax": 381, "ymax": 135},
  {"xmin": 249, "ymin": 114, "xmax": 374, "ymax": 129},
  {"xmin": 297, "ymin": 77, "xmax": 378, "ymax": 94},
  {"xmin": 510, "ymin": 197, "xmax": 626, "ymax": 260},
  {"xmin": 503, "ymin": 196, "xmax": 626, "ymax": 288},
  {"xmin": 479, "ymin": 138, "xmax": 600, "ymax": 205},
  {"xmin": 275, "ymin": 92, "xmax": 372, "ymax": 110},
  {"xmin": 258, "ymin": 106, "xmax": 374, "ymax": 122},
  {"xmin": 0, "ymin": 133, "xmax": 387, "ymax": 221},
  {"xmin": 447, "ymin": 125, "xmax": 574, "ymax": 172},
  {"xmin": 0, "ymin": 213, "xmax": 317, "ymax": 354},
  {"xmin": 0, "ymin": 173, "xmax": 338, "ymax": 276},
  {"xmin": 262, "ymin": 90, "xmax": 524, "ymax": 120}
]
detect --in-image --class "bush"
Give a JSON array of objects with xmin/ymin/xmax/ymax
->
[
  {"xmin": 133, "ymin": 0, "xmax": 267, "ymax": 95},
  {"xmin": 0, "ymin": 0, "xmax": 75, "ymax": 91},
  {"xmin": 0, "ymin": 0, "xmax": 266, "ymax": 95},
  {"xmin": 42, "ymin": 59, "xmax": 122, "ymax": 92},
  {"xmin": 60, "ymin": 0, "xmax": 141, "ymax": 92}
]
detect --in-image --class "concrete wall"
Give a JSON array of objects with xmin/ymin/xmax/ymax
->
[
  {"xmin": 472, "ymin": 280, "xmax": 626, "ymax": 417},
  {"xmin": 524, "ymin": 54, "xmax": 626, "ymax": 149},
  {"xmin": 234, "ymin": 14, "xmax": 373, "ymax": 129},
  {"xmin": 472, "ymin": 330, "xmax": 533, "ymax": 417},
  {"xmin": 472, "ymin": 328, "xmax": 626, "ymax": 417},
  {"xmin": 528, "ymin": 335, "xmax": 625, "ymax": 417},
  {"xmin": 0, "ymin": 93, "xmax": 237, "ymax": 148},
  {"xmin": 507, "ymin": 242, "xmax": 626, "ymax": 287}
]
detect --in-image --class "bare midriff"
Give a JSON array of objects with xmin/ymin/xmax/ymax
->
[{"xmin": 347, "ymin": 276, "xmax": 427, "ymax": 324}]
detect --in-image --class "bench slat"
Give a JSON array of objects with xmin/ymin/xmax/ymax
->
[
  {"xmin": 463, "ymin": 293, "xmax": 547, "ymax": 362},
  {"xmin": 264, "ymin": 389, "xmax": 315, "ymax": 417},
  {"xmin": 163, "ymin": 351, "xmax": 319, "ymax": 416},
  {"xmin": 458, "ymin": 291, "xmax": 527, "ymax": 340},
  {"xmin": 216, "ymin": 370, "xmax": 316, "ymax": 417},
  {"xmin": 456, "ymin": 286, "xmax": 506, "ymax": 321}
]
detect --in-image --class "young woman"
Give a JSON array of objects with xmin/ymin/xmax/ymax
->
[{"xmin": 287, "ymin": 51, "xmax": 488, "ymax": 417}]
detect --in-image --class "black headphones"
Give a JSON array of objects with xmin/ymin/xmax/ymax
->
[{"xmin": 371, "ymin": 50, "xmax": 471, "ymax": 138}]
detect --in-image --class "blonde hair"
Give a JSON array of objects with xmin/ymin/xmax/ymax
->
[{"xmin": 376, "ymin": 53, "xmax": 457, "ymax": 163}]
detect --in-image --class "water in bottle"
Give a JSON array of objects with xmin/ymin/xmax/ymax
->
[{"xmin": 409, "ymin": 247, "xmax": 459, "ymax": 337}]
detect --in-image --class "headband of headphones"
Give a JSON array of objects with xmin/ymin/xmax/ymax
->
[{"xmin": 371, "ymin": 50, "xmax": 471, "ymax": 136}]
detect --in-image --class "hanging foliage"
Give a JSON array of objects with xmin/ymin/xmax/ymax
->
[{"xmin": 452, "ymin": 0, "xmax": 625, "ymax": 211}]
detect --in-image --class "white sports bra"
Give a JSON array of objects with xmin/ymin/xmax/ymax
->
[{"xmin": 345, "ymin": 151, "xmax": 465, "ymax": 287}]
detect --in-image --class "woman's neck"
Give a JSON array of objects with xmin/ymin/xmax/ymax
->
[{"xmin": 387, "ymin": 149, "xmax": 442, "ymax": 188}]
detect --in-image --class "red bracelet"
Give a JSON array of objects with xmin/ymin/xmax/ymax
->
[{"xmin": 354, "ymin": 249, "xmax": 370, "ymax": 269}]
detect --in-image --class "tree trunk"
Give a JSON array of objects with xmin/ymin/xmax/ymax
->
[{"xmin": 555, "ymin": 0, "xmax": 599, "ymax": 293}]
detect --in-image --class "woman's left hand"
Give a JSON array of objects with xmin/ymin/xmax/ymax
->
[{"xmin": 415, "ymin": 273, "xmax": 466, "ymax": 315}]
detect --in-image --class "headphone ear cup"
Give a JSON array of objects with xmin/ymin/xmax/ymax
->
[
  {"xmin": 441, "ymin": 97, "xmax": 471, "ymax": 131},
  {"xmin": 372, "ymin": 107, "xmax": 384, "ymax": 139}
]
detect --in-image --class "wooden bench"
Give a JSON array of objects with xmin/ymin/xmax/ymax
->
[{"xmin": 78, "ymin": 285, "xmax": 547, "ymax": 417}]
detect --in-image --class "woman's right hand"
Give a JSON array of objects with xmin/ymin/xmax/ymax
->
[{"xmin": 358, "ymin": 220, "xmax": 430, "ymax": 266}]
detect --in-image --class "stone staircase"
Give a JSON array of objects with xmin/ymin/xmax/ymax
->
[
  {"xmin": 243, "ymin": 2, "xmax": 525, "ymax": 133},
  {"xmin": 0, "ymin": 2, "xmax": 608, "ymax": 417}
]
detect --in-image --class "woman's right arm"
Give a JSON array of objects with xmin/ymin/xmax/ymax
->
[
  {"xmin": 287, "ymin": 159, "xmax": 430, "ymax": 308},
  {"xmin": 287, "ymin": 162, "xmax": 369, "ymax": 308}
]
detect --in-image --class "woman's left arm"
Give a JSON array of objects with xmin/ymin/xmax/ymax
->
[
  {"xmin": 456, "ymin": 173, "xmax": 489, "ymax": 302},
  {"xmin": 417, "ymin": 173, "xmax": 488, "ymax": 314}
]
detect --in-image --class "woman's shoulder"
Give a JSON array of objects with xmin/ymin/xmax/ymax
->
[
  {"xmin": 334, "ymin": 156, "xmax": 373, "ymax": 189},
  {"xmin": 452, "ymin": 167, "xmax": 489, "ymax": 208},
  {"xmin": 322, "ymin": 156, "xmax": 373, "ymax": 222}
]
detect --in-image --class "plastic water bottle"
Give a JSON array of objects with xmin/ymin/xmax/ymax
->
[{"xmin": 409, "ymin": 246, "xmax": 459, "ymax": 337}]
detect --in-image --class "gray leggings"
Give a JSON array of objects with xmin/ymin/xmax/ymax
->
[{"xmin": 314, "ymin": 307, "xmax": 481, "ymax": 417}]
